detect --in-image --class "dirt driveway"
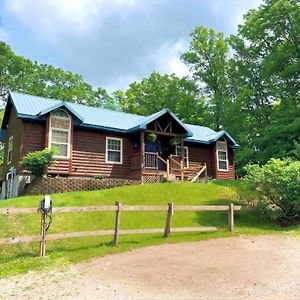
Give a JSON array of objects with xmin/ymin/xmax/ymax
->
[{"xmin": 1, "ymin": 235, "xmax": 300, "ymax": 299}]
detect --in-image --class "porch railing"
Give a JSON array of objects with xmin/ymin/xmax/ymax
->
[{"xmin": 145, "ymin": 152, "xmax": 158, "ymax": 169}]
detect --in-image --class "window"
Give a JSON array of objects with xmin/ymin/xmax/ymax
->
[
  {"xmin": 7, "ymin": 136, "xmax": 13, "ymax": 164},
  {"xmin": 216, "ymin": 140, "xmax": 228, "ymax": 171},
  {"xmin": 175, "ymin": 146, "xmax": 189, "ymax": 168},
  {"xmin": 106, "ymin": 137, "xmax": 122, "ymax": 164},
  {"xmin": 49, "ymin": 109, "xmax": 71, "ymax": 158}
]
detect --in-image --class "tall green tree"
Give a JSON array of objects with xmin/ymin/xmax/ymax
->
[
  {"xmin": 112, "ymin": 72, "xmax": 208, "ymax": 124},
  {"xmin": 230, "ymin": 0, "xmax": 300, "ymax": 167},
  {"xmin": 181, "ymin": 26, "xmax": 230, "ymax": 130}
]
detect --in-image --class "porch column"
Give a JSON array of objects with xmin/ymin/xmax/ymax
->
[
  {"xmin": 180, "ymin": 136, "xmax": 184, "ymax": 165},
  {"xmin": 140, "ymin": 131, "xmax": 145, "ymax": 170},
  {"xmin": 180, "ymin": 136, "xmax": 184, "ymax": 180}
]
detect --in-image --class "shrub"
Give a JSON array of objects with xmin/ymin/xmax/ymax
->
[
  {"xmin": 20, "ymin": 148, "xmax": 57, "ymax": 177},
  {"xmin": 245, "ymin": 158, "xmax": 300, "ymax": 219},
  {"xmin": 94, "ymin": 174, "xmax": 105, "ymax": 180}
]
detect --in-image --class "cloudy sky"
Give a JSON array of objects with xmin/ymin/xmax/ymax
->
[{"xmin": 0, "ymin": 0, "xmax": 262, "ymax": 92}]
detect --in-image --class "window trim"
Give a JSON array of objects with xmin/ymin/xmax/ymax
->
[
  {"xmin": 7, "ymin": 136, "xmax": 13, "ymax": 165},
  {"xmin": 106, "ymin": 137, "xmax": 123, "ymax": 164},
  {"xmin": 48, "ymin": 109, "xmax": 71, "ymax": 159},
  {"xmin": 216, "ymin": 140, "xmax": 228, "ymax": 172},
  {"xmin": 175, "ymin": 146, "xmax": 189, "ymax": 168}
]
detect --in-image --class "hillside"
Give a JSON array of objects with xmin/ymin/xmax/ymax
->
[{"xmin": 0, "ymin": 181, "xmax": 299, "ymax": 278}]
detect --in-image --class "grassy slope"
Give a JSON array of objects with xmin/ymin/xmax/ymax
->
[{"xmin": 0, "ymin": 180, "xmax": 299, "ymax": 278}]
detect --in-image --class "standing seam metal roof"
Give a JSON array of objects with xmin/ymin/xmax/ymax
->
[{"xmin": 5, "ymin": 92, "xmax": 239, "ymax": 147}]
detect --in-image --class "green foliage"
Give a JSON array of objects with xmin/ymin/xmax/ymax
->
[
  {"xmin": 170, "ymin": 137, "xmax": 181, "ymax": 146},
  {"xmin": 181, "ymin": 26, "xmax": 230, "ymax": 131},
  {"xmin": 146, "ymin": 133, "xmax": 158, "ymax": 143},
  {"xmin": 245, "ymin": 158, "xmax": 300, "ymax": 219},
  {"xmin": 20, "ymin": 148, "xmax": 57, "ymax": 177},
  {"xmin": 94, "ymin": 174, "xmax": 105, "ymax": 180},
  {"xmin": 112, "ymin": 72, "xmax": 208, "ymax": 125},
  {"xmin": 228, "ymin": 0, "xmax": 300, "ymax": 171}
]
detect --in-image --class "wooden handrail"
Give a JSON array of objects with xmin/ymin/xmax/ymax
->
[
  {"xmin": 157, "ymin": 155, "xmax": 167, "ymax": 165},
  {"xmin": 191, "ymin": 164, "xmax": 207, "ymax": 183},
  {"xmin": 169, "ymin": 155, "xmax": 181, "ymax": 167}
]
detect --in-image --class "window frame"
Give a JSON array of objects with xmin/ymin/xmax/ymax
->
[
  {"xmin": 175, "ymin": 145, "xmax": 189, "ymax": 168},
  {"xmin": 106, "ymin": 137, "xmax": 123, "ymax": 164},
  {"xmin": 216, "ymin": 140, "xmax": 228, "ymax": 172},
  {"xmin": 48, "ymin": 109, "xmax": 71, "ymax": 159},
  {"xmin": 7, "ymin": 136, "xmax": 13, "ymax": 165}
]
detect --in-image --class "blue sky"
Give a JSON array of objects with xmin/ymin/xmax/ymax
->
[{"xmin": 0, "ymin": 0, "xmax": 262, "ymax": 92}]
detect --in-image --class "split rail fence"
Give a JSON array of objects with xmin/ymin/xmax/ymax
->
[{"xmin": 0, "ymin": 202, "xmax": 241, "ymax": 257}]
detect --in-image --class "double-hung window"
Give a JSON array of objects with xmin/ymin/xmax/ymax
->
[
  {"xmin": 49, "ymin": 109, "xmax": 71, "ymax": 158},
  {"xmin": 106, "ymin": 137, "xmax": 122, "ymax": 164},
  {"xmin": 7, "ymin": 136, "xmax": 13, "ymax": 164},
  {"xmin": 216, "ymin": 139, "xmax": 228, "ymax": 171},
  {"xmin": 175, "ymin": 146, "xmax": 189, "ymax": 168}
]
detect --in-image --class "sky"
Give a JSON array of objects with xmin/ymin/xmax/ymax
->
[{"xmin": 0, "ymin": 0, "xmax": 262, "ymax": 92}]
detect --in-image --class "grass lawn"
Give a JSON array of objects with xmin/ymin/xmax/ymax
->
[{"xmin": 0, "ymin": 180, "xmax": 299, "ymax": 278}]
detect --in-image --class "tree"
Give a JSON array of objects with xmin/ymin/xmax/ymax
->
[
  {"xmin": 181, "ymin": 26, "xmax": 230, "ymax": 130},
  {"xmin": 229, "ymin": 0, "xmax": 300, "ymax": 168},
  {"xmin": 112, "ymin": 72, "xmax": 208, "ymax": 125}
]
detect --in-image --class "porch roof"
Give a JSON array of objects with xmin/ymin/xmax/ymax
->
[{"xmin": 1, "ymin": 91, "xmax": 239, "ymax": 148}]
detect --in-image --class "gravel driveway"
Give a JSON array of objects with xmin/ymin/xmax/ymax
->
[{"xmin": 1, "ymin": 235, "xmax": 300, "ymax": 299}]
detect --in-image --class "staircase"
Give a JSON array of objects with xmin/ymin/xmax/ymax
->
[{"xmin": 184, "ymin": 162, "xmax": 207, "ymax": 182}]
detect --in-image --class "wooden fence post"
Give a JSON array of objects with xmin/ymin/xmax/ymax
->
[
  {"xmin": 114, "ymin": 202, "xmax": 122, "ymax": 246},
  {"xmin": 228, "ymin": 203, "xmax": 234, "ymax": 232},
  {"xmin": 164, "ymin": 202, "xmax": 174, "ymax": 238},
  {"xmin": 39, "ymin": 212, "xmax": 47, "ymax": 257}
]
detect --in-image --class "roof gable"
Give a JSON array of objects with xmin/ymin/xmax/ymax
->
[
  {"xmin": 128, "ymin": 108, "xmax": 193, "ymax": 137},
  {"xmin": 38, "ymin": 101, "xmax": 84, "ymax": 122}
]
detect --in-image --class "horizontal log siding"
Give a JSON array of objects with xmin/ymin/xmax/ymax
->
[
  {"xmin": 215, "ymin": 147, "xmax": 235, "ymax": 179},
  {"xmin": 2, "ymin": 107, "xmax": 23, "ymax": 176},
  {"xmin": 22, "ymin": 121, "xmax": 45, "ymax": 156},
  {"xmin": 21, "ymin": 121, "xmax": 70, "ymax": 175},
  {"xmin": 71, "ymin": 128, "xmax": 135, "ymax": 178},
  {"xmin": 186, "ymin": 144, "xmax": 214, "ymax": 177}
]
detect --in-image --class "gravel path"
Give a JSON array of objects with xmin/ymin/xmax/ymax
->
[{"xmin": 1, "ymin": 235, "xmax": 300, "ymax": 299}]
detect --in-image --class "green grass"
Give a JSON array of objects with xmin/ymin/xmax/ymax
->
[{"xmin": 0, "ymin": 180, "xmax": 299, "ymax": 278}]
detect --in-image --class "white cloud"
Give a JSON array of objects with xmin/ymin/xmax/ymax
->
[
  {"xmin": 152, "ymin": 39, "xmax": 191, "ymax": 78},
  {"xmin": 104, "ymin": 74, "xmax": 139, "ymax": 93},
  {"xmin": 230, "ymin": 0, "xmax": 263, "ymax": 31},
  {"xmin": 205, "ymin": 0, "xmax": 263, "ymax": 33},
  {"xmin": 4, "ymin": 0, "xmax": 142, "ymax": 35}
]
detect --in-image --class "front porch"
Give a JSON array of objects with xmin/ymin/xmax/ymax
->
[{"xmin": 130, "ymin": 131, "xmax": 208, "ymax": 183}]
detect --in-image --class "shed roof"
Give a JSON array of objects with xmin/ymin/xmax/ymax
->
[{"xmin": 2, "ymin": 91, "xmax": 239, "ymax": 148}]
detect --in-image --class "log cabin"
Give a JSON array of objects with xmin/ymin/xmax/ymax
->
[{"xmin": 0, "ymin": 92, "xmax": 239, "ymax": 198}]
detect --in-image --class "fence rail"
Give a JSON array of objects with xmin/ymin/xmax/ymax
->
[{"xmin": 0, "ymin": 202, "xmax": 241, "ymax": 257}]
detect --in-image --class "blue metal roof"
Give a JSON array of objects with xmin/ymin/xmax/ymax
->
[
  {"xmin": 4, "ymin": 91, "xmax": 239, "ymax": 147},
  {"xmin": 184, "ymin": 125, "xmax": 239, "ymax": 148}
]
